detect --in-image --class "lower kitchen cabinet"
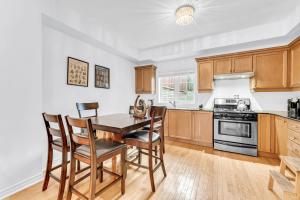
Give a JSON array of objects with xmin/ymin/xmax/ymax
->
[
  {"xmin": 258, "ymin": 114, "xmax": 277, "ymax": 156},
  {"xmin": 168, "ymin": 110, "xmax": 192, "ymax": 140},
  {"xmin": 275, "ymin": 116, "xmax": 288, "ymax": 156},
  {"xmin": 192, "ymin": 111, "xmax": 213, "ymax": 147},
  {"xmin": 167, "ymin": 110, "xmax": 213, "ymax": 147}
]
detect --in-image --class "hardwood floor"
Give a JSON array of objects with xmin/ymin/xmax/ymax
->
[{"xmin": 6, "ymin": 141, "xmax": 283, "ymax": 200}]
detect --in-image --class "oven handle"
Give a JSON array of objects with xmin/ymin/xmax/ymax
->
[{"xmin": 215, "ymin": 140, "xmax": 257, "ymax": 148}]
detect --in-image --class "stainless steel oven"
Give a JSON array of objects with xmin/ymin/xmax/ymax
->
[{"xmin": 213, "ymin": 98, "xmax": 258, "ymax": 156}]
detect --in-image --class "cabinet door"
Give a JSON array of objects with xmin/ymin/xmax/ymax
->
[
  {"xmin": 168, "ymin": 110, "xmax": 192, "ymax": 140},
  {"xmin": 275, "ymin": 116, "xmax": 288, "ymax": 156},
  {"xmin": 135, "ymin": 68, "xmax": 143, "ymax": 93},
  {"xmin": 142, "ymin": 68, "xmax": 155, "ymax": 93},
  {"xmin": 213, "ymin": 58, "xmax": 232, "ymax": 75},
  {"xmin": 258, "ymin": 114, "xmax": 276, "ymax": 153},
  {"xmin": 253, "ymin": 50, "xmax": 288, "ymax": 89},
  {"xmin": 232, "ymin": 55, "xmax": 253, "ymax": 73},
  {"xmin": 290, "ymin": 41, "xmax": 300, "ymax": 88},
  {"xmin": 192, "ymin": 111, "xmax": 213, "ymax": 147},
  {"xmin": 197, "ymin": 61, "xmax": 213, "ymax": 92}
]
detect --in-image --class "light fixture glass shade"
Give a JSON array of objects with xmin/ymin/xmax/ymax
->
[{"xmin": 175, "ymin": 5, "xmax": 194, "ymax": 26}]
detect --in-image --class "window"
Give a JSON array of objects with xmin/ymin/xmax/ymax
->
[{"xmin": 158, "ymin": 73, "xmax": 195, "ymax": 104}]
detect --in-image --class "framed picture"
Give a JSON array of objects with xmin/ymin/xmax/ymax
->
[
  {"xmin": 95, "ymin": 65, "xmax": 110, "ymax": 89},
  {"xmin": 67, "ymin": 57, "xmax": 89, "ymax": 87}
]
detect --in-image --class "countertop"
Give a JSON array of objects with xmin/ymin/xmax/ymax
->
[
  {"xmin": 167, "ymin": 107, "xmax": 213, "ymax": 112},
  {"xmin": 166, "ymin": 107, "xmax": 300, "ymax": 122},
  {"xmin": 254, "ymin": 110, "xmax": 300, "ymax": 122}
]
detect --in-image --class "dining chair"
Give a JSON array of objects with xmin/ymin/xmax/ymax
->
[
  {"xmin": 42, "ymin": 113, "xmax": 69, "ymax": 200},
  {"xmin": 76, "ymin": 102, "xmax": 117, "ymax": 171},
  {"xmin": 65, "ymin": 116, "xmax": 127, "ymax": 200},
  {"xmin": 142, "ymin": 106, "xmax": 167, "ymax": 154},
  {"xmin": 124, "ymin": 106, "xmax": 167, "ymax": 192}
]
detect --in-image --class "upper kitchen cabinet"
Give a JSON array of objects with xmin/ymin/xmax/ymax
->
[
  {"xmin": 213, "ymin": 58, "xmax": 232, "ymax": 74},
  {"xmin": 290, "ymin": 39, "xmax": 300, "ymax": 89},
  {"xmin": 197, "ymin": 60, "xmax": 214, "ymax": 92},
  {"xmin": 232, "ymin": 55, "xmax": 253, "ymax": 73},
  {"xmin": 135, "ymin": 65, "xmax": 156, "ymax": 94},
  {"xmin": 252, "ymin": 50, "xmax": 288, "ymax": 91}
]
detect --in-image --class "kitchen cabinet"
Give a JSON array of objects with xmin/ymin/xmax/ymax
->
[
  {"xmin": 168, "ymin": 110, "xmax": 192, "ymax": 140},
  {"xmin": 252, "ymin": 50, "xmax": 288, "ymax": 90},
  {"xmin": 192, "ymin": 111, "xmax": 213, "ymax": 147},
  {"xmin": 287, "ymin": 120, "xmax": 300, "ymax": 157},
  {"xmin": 232, "ymin": 55, "xmax": 253, "ymax": 73},
  {"xmin": 213, "ymin": 58, "xmax": 232, "ymax": 75},
  {"xmin": 290, "ymin": 39, "xmax": 300, "ymax": 88},
  {"xmin": 275, "ymin": 116, "xmax": 288, "ymax": 156},
  {"xmin": 135, "ymin": 65, "xmax": 156, "ymax": 94},
  {"xmin": 197, "ymin": 60, "xmax": 214, "ymax": 92},
  {"xmin": 166, "ymin": 110, "xmax": 213, "ymax": 147},
  {"xmin": 258, "ymin": 114, "xmax": 276, "ymax": 155}
]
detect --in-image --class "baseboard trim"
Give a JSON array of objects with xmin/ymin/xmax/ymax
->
[
  {"xmin": 0, "ymin": 157, "xmax": 61, "ymax": 199},
  {"xmin": 0, "ymin": 172, "xmax": 43, "ymax": 199}
]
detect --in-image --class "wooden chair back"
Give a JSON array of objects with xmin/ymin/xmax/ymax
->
[
  {"xmin": 76, "ymin": 102, "xmax": 99, "ymax": 118},
  {"xmin": 65, "ymin": 116, "xmax": 96, "ymax": 157},
  {"xmin": 129, "ymin": 105, "xmax": 143, "ymax": 114},
  {"xmin": 148, "ymin": 106, "xmax": 167, "ymax": 144},
  {"xmin": 42, "ymin": 113, "xmax": 68, "ymax": 148}
]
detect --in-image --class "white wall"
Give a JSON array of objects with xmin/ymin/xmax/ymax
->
[
  {"xmin": 42, "ymin": 25, "xmax": 135, "ymax": 116},
  {"xmin": 0, "ymin": 2, "xmax": 136, "ymax": 198},
  {"xmin": 149, "ymin": 57, "xmax": 300, "ymax": 111},
  {"xmin": 0, "ymin": 0, "xmax": 43, "ymax": 198}
]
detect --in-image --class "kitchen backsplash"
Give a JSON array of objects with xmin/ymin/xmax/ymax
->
[{"xmin": 139, "ymin": 79, "xmax": 300, "ymax": 111}]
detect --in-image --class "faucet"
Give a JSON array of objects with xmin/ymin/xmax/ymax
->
[{"xmin": 169, "ymin": 100, "xmax": 176, "ymax": 108}]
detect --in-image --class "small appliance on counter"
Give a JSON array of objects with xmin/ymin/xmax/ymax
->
[{"xmin": 288, "ymin": 98, "xmax": 300, "ymax": 118}]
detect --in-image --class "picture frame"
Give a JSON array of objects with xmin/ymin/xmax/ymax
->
[
  {"xmin": 95, "ymin": 65, "xmax": 110, "ymax": 89},
  {"xmin": 67, "ymin": 57, "xmax": 89, "ymax": 87}
]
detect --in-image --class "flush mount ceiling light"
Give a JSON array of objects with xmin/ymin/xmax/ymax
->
[{"xmin": 175, "ymin": 5, "xmax": 195, "ymax": 26}]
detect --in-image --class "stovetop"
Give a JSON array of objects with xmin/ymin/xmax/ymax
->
[{"xmin": 213, "ymin": 108, "xmax": 255, "ymax": 113}]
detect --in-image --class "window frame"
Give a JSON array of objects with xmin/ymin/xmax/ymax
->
[{"xmin": 158, "ymin": 71, "xmax": 196, "ymax": 105}]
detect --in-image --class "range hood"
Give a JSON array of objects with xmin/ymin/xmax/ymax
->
[{"xmin": 213, "ymin": 72, "xmax": 254, "ymax": 80}]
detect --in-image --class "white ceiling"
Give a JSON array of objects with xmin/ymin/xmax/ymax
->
[{"xmin": 61, "ymin": 0, "xmax": 300, "ymax": 50}]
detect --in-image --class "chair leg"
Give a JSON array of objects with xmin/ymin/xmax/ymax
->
[
  {"xmin": 138, "ymin": 147, "xmax": 142, "ymax": 165},
  {"xmin": 99, "ymin": 162, "xmax": 103, "ymax": 183},
  {"xmin": 89, "ymin": 161, "xmax": 97, "ymax": 200},
  {"xmin": 121, "ymin": 148, "xmax": 126, "ymax": 195},
  {"xmin": 42, "ymin": 146, "xmax": 53, "ymax": 191},
  {"xmin": 57, "ymin": 150, "xmax": 68, "ymax": 200},
  {"xmin": 66, "ymin": 156, "xmax": 76, "ymax": 200},
  {"xmin": 77, "ymin": 160, "xmax": 81, "ymax": 171},
  {"xmin": 154, "ymin": 146, "xmax": 158, "ymax": 164},
  {"xmin": 112, "ymin": 156, "xmax": 117, "ymax": 173},
  {"xmin": 162, "ymin": 137, "xmax": 166, "ymax": 154},
  {"xmin": 148, "ymin": 148, "xmax": 155, "ymax": 192},
  {"xmin": 160, "ymin": 143, "xmax": 167, "ymax": 177}
]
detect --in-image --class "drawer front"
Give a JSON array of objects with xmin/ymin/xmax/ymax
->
[
  {"xmin": 288, "ymin": 129, "xmax": 300, "ymax": 146},
  {"xmin": 288, "ymin": 120, "xmax": 300, "ymax": 133},
  {"xmin": 288, "ymin": 140, "xmax": 300, "ymax": 157}
]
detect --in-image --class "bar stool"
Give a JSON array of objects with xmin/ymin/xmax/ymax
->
[
  {"xmin": 65, "ymin": 116, "xmax": 127, "ymax": 200},
  {"xmin": 42, "ymin": 113, "xmax": 69, "ymax": 200},
  {"xmin": 124, "ymin": 106, "xmax": 167, "ymax": 192}
]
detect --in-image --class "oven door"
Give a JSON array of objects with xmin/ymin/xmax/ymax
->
[{"xmin": 214, "ymin": 119, "xmax": 257, "ymax": 145}]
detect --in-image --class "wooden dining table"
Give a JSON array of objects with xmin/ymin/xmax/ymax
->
[{"xmin": 90, "ymin": 113, "xmax": 155, "ymax": 136}]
